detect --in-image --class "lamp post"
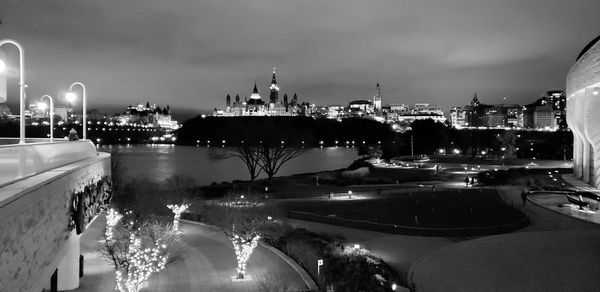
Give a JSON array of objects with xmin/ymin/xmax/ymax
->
[
  {"xmin": 66, "ymin": 82, "xmax": 87, "ymax": 140},
  {"xmin": 0, "ymin": 39, "xmax": 26, "ymax": 143},
  {"xmin": 38, "ymin": 95, "xmax": 54, "ymax": 142}
]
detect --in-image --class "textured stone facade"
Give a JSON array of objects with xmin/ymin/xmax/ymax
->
[
  {"xmin": 566, "ymin": 36, "xmax": 600, "ymax": 187},
  {"xmin": 0, "ymin": 152, "xmax": 110, "ymax": 291}
]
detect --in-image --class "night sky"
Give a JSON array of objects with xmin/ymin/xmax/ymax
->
[{"xmin": 1, "ymin": 0, "xmax": 600, "ymax": 120}]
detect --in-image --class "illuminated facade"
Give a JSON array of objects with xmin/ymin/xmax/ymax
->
[
  {"xmin": 458, "ymin": 93, "xmax": 524, "ymax": 128},
  {"xmin": 118, "ymin": 102, "xmax": 178, "ymax": 129},
  {"xmin": 450, "ymin": 106, "xmax": 467, "ymax": 127},
  {"xmin": 567, "ymin": 34, "xmax": 600, "ymax": 187},
  {"xmin": 373, "ymin": 83, "xmax": 382, "ymax": 112},
  {"xmin": 217, "ymin": 69, "xmax": 297, "ymax": 117}
]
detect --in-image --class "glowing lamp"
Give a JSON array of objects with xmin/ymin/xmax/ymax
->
[
  {"xmin": 65, "ymin": 91, "xmax": 77, "ymax": 103},
  {"xmin": 37, "ymin": 102, "xmax": 48, "ymax": 111}
]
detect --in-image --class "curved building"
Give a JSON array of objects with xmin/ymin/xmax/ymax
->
[{"xmin": 567, "ymin": 34, "xmax": 600, "ymax": 187}]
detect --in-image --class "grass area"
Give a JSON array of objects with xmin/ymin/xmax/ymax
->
[
  {"xmin": 198, "ymin": 165, "xmax": 442, "ymax": 198},
  {"xmin": 477, "ymin": 167, "xmax": 572, "ymax": 189},
  {"xmin": 279, "ymin": 189, "xmax": 526, "ymax": 229}
]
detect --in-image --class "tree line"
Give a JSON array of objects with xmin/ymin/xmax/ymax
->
[{"xmin": 176, "ymin": 116, "xmax": 396, "ymax": 146}]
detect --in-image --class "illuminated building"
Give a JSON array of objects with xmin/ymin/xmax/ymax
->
[
  {"xmin": 450, "ymin": 106, "xmax": 467, "ymax": 127},
  {"xmin": 533, "ymin": 103, "xmax": 557, "ymax": 129},
  {"xmin": 566, "ymin": 34, "xmax": 600, "ymax": 187},
  {"xmin": 373, "ymin": 83, "xmax": 382, "ymax": 112},
  {"xmin": 55, "ymin": 106, "xmax": 73, "ymax": 121},
  {"xmin": 547, "ymin": 90, "xmax": 567, "ymax": 129},
  {"xmin": 522, "ymin": 92, "xmax": 564, "ymax": 130},
  {"xmin": 348, "ymin": 100, "xmax": 373, "ymax": 117},
  {"xmin": 466, "ymin": 92, "xmax": 485, "ymax": 127},
  {"xmin": 459, "ymin": 93, "xmax": 523, "ymax": 128},
  {"xmin": 387, "ymin": 103, "xmax": 446, "ymax": 124},
  {"xmin": 217, "ymin": 68, "xmax": 297, "ymax": 117},
  {"xmin": 118, "ymin": 102, "xmax": 178, "ymax": 129}
]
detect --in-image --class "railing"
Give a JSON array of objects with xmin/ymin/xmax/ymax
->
[{"xmin": 0, "ymin": 140, "xmax": 97, "ymax": 187}]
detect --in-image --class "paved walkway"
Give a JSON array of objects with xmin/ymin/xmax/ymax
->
[
  {"xmin": 407, "ymin": 184, "xmax": 600, "ymax": 291},
  {"xmin": 76, "ymin": 215, "xmax": 309, "ymax": 292}
]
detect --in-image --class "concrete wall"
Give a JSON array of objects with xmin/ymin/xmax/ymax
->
[
  {"xmin": 566, "ymin": 36, "xmax": 600, "ymax": 187},
  {"xmin": 0, "ymin": 150, "xmax": 110, "ymax": 292},
  {"xmin": 0, "ymin": 140, "xmax": 98, "ymax": 187}
]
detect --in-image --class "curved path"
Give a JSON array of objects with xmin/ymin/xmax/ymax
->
[
  {"xmin": 406, "ymin": 185, "xmax": 600, "ymax": 291},
  {"xmin": 76, "ymin": 215, "xmax": 309, "ymax": 292},
  {"xmin": 409, "ymin": 230, "xmax": 600, "ymax": 292}
]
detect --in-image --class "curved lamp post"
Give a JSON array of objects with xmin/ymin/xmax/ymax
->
[
  {"xmin": 0, "ymin": 39, "xmax": 26, "ymax": 143},
  {"xmin": 66, "ymin": 82, "xmax": 87, "ymax": 140},
  {"xmin": 38, "ymin": 95, "xmax": 54, "ymax": 142}
]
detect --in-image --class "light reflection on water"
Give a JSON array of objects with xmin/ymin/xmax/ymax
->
[{"xmin": 100, "ymin": 145, "xmax": 357, "ymax": 186}]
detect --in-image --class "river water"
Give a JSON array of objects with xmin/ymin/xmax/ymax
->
[{"xmin": 100, "ymin": 145, "xmax": 357, "ymax": 186}]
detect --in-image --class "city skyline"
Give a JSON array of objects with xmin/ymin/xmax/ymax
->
[{"xmin": 1, "ymin": 0, "xmax": 600, "ymax": 121}]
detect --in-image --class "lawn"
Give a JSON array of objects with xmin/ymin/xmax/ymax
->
[{"xmin": 280, "ymin": 189, "xmax": 526, "ymax": 229}]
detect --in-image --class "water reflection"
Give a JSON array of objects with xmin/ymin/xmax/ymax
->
[{"xmin": 101, "ymin": 145, "xmax": 357, "ymax": 186}]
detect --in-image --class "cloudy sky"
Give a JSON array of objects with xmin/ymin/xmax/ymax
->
[{"xmin": 1, "ymin": 0, "xmax": 599, "ymax": 120}]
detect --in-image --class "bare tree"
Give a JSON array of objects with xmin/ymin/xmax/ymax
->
[
  {"xmin": 258, "ymin": 144, "xmax": 306, "ymax": 184},
  {"xmin": 210, "ymin": 144, "xmax": 263, "ymax": 188}
]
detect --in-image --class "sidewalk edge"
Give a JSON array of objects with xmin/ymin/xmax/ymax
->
[{"xmin": 259, "ymin": 242, "xmax": 318, "ymax": 292}]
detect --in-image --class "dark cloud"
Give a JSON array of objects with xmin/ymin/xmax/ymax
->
[{"xmin": 1, "ymin": 0, "xmax": 599, "ymax": 120}]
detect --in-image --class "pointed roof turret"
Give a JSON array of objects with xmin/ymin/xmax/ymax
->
[
  {"xmin": 471, "ymin": 92, "xmax": 480, "ymax": 107},
  {"xmin": 271, "ymin": 67, "xmax": 277, "ymax": 85},
  {"xmin": 249, "ymin": 81, "xmax": 263, "ymax": 104},
  {"xmin": 253, "ymin": 82, "xmax": 259, "ymax": 94}
]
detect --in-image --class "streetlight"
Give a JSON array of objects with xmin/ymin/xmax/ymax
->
[
  {"xmin": 0, "ymin": 39, "xmax": 26, "ymax": 143},
  {"xmin": 38, "ymin": 95, "xmax": 54, "ymax": 142},
  {"xmin": 66, "ymin": 82, "xmax": 87, "ymax": 140}
]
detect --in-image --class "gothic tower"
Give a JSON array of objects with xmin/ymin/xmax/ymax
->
[
  {"xmin": 269, "ymin": 68, "xmax": 279, "ymax": 104},
  {"xmin": 373, "ymin": 83, "xmax": 382, "ymax": 111},
  {"xmin": 471, "ymin": 92, "xmax": 480, "ymax": 107},
  {"xmin": 226, "ymin": 94, "xmax": 231, "ymax": 107}
]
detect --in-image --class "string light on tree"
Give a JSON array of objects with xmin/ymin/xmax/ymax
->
[
  {"xmin": 105, "ymin": 209, "xmax": 122, "ymax": 241},
  {"xmin": 115, "ymin": 234, "xmax": 168, "ymax": 292},
  {"xmin": 166, "ymin": 203, "xmax": 189, "ymax": 232},
  {"xmin": 231, "ymin": 234, "xmax": 260, "ymax": 279}
]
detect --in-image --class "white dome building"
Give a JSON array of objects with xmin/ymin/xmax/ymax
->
[{"xmin": 566, "ymin": 34, "xmax": 600, "ymax": 187}]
